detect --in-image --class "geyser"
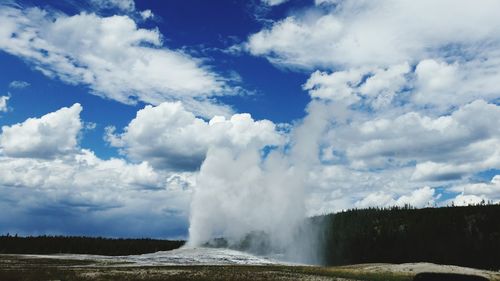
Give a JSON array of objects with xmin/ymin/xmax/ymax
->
[{"xmin": 187, "ymin": 101, "xmax": 331, "ymax": 264}]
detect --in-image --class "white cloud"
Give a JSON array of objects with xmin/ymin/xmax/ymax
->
[
  {"xmin": 394, "ymin": 186, "xmax": 437, "ymax": 207},
  {"xmin": 342, "ymin": 100, "xmax": 500, "ymax": 175},
  {"xmin": 107, "ymin": 101, "xmax": 283, "ymax": 171},
  {"xmin": 411, "ymin": 154, "xmax": 500, "ymax": 182},
  {"xmin": 358, "ymin": 63, "xmax": 411, "ymax": 109},
  {"xmin": 305, "ymin": 164, "xmax": 436, "ymax": 215},
  {"xmin": 304, "ymin": 68, "xmax": 366, "ymax": 104},
  {"xmin": 140, "ymin": 9, "xmax": 153, "ymax": 20},
  {"xmin": 303, "ymin": 63, "xmax": 410, "ymax": 109},
  {"xmin": 261, "ymin": 0, "xmax": 500, "ymax": 197},
  {"xmin": 299, "ymin": 57, "xmax": 500, "ymax": 183},
  {"xmin": 0, "ymin": 104, "xmax": 193, "ymax": 237},
  {"xmin": 89, "ymin": 0, "xmax": 135, "ymax": 12},
  {"xmin": 0, "ymin": 5, "xmax": 232, "ymax": 117},
  {"xmin": 247, "ymin": 1, "xmax": 500, "ymax": 69},
  {"xmin": 412, "ymin": 59, "xmax": 500, "ymax": 110},
  {"xmin": 285, "ymin": 46, "xmax": 500, "ymax": 190},
  {"xmin": 294, "ymin": 97, "xmax": 500, "ymax": 214},
  {"xmin": 0, "ymin": 149, "xmax": 159, "ymax": 190},
  {"xmin": 261, "ymin": 0, "xmax": 289, "ymax": 6},
  {"xmin": 0, "ymin": 104, "xmax": 82, "ymax": 159},
  {"xmin": 302, "ymin": 75, "xmax": 500, "ymax": 181},
  {"xmin": 354, "ymin": 191, "xmax": 397, "ymax": 209},
  {"xmin": 448, "ymin": 194, "xmax": 488, "ymax": 207},
  {"xmin": 449, "ymin": 175, "xmax": 500, "ymax": 198},
  {"xmin": 354, "ymin": 186, "xmax": 437, "ymax": 209},
  {"xmin": 414, "ymin": 59, "xmax": 458, "ymax": 102},
  {"xmin": 0, "ymin": 150, "xmax": 192, "ymax": 237},
  {"xmin": 244, "ymin": 0, "xmax": 500, "ymax": 222},
  {"xmin": 303, "ymin": 59, "xmax": 500, "ymax": 115},
  {"xmin": 412, "ymin": 162, "xmax": 469, "ymax": 182},
  {"xmin": 247, "ymin": 15, "xmax": 343, "ymax": 69},
  {"xmin": 0, "ymin": 95, "xmax": 9, "ymax": 112},
  {"xmin": 8, "ymin": 80, "xmax": 30, "ymax": 89},
  {"xmin": 84, "ymin": 122, "xmax": 97, "ymax": 130}
]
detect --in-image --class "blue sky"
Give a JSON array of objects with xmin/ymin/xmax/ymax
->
[
  {"xmin": 0, "ymin": 0, "xmax": 311, "ymax": 159},
  {"xmin": 0, "ymin": 0, "xmax": 499, "ymax": 239}
]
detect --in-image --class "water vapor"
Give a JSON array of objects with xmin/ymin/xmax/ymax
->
[{"xmin": 188, "ymin": 100, "xmax": 331, "ymax": 264}]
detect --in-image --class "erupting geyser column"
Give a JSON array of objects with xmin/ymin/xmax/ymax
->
[{"xmin": 187, "ymin": 101, "xmax": 331, "ymax": 263}]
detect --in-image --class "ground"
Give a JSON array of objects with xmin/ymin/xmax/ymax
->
[{"xmin": 1, "ymin": 254, "xmax": 499, "ymax": 281}]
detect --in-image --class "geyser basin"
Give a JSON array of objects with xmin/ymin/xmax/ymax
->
[
  {"xmin": 27, "ymin": 247, "xmax": 293, "ymax": 266},
  {"xmin": 122, "ymin": 247, "xmax": 287, "ymax": 266}
]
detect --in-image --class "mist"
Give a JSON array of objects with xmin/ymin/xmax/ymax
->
[{"xmin": 187, "ymin": 101, "xmax": 332, "ymax": 264}]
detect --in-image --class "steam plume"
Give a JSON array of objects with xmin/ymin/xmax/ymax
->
[{"xmin": 187, "ymin": 101, "xmax": 330, "ymax": 263}]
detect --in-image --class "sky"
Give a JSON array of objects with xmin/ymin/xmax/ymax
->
[{"xmin": 0, "ymin": 0, "xmax": 499, "ymax": 239}]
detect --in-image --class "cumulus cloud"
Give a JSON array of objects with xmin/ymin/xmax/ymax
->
[
  {"xmin": 354, "ymin": 186, "xmax": 437, "ymax": 209},
  {"xmin": 244, "ymin": 0, "xmax": 500, "ymax": 213},
  {"xmin": 304, "ymin": 68, "xmax": 366, "ymax": 104},
  {"xmin": 0, "ymin": 152, "xmax": 192, "ymax": 237},
  {"xmin": 0, "ymin": 104, "xmax": 193, "ymax": 237},
  {"xmin": 0, "ymin": 104, "xmax": 82, "ymax": 158},
  {"xmin": 448, "ymin": 194, "xmax": 488, "ymax": 207},
  {"xmin": 303, "ymin": 63, "xmax": 410, "ymax": 109},
  {"xmin": 303, "ymin": 59, "xmax": 500, "ymax": 112},
  {"xmin": 353, "ymin": 191, "xmax": 398, "ymax": 209},
  {"xmin": 247, "ymin": 0, "xmax": 500, "ymax": 125},
  {"xmin": 305, "ymin": 164, "xmax": 437, "ymax": 215},
  {"xmin": 449, "ymin": 176, "xmax": 500, "ymax": 199},
  {"xmin": 303, "ymin": 97, "xmax": 500, "ymax": 210},
  {"xmin": 8, "ymin": 80, "xmax": 30, "ymax": 89},
  {"xmin": 0, "ymin": 5, "xmax": 233, "ymax": 117},
  {"xmin": 0, "ymin": 149, "xmax": 160, "ymax": 190},
  {"xmin": 344, "ymin": 100, "xmax": 499, "ymax": 169},
  {"xmin": 0, "ymin": 95, "xmax": 9, "ymax": 113},
  {"xmin": 106, "ymin": 101, "xmax": 283, "ymax": 171},
  {"xmin": 394, "ymin": 186, "xmax": 438, "ymax": 207},
  {"xmin": 247, "ymin": 0, "xmax": 500, "ymax": 69},
  {"xmin": 412, "ymin": 59, "xmax": 500, "ymax": 110},
  {"xmin": 413, "ymin": 60, "xmax": 458, "ymax": 104},
  {"xmin": 301, "ymin": 64, "xmax": 500, "ymax": 182}
]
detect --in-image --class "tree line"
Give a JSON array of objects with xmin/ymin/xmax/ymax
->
[
  {"xmin": 312, "ymin": 204, "xmax": 500, "ymax": 270},
  {"xmin": 0, "ymin": 235, "xmax": 185, "ymax": 256}
]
